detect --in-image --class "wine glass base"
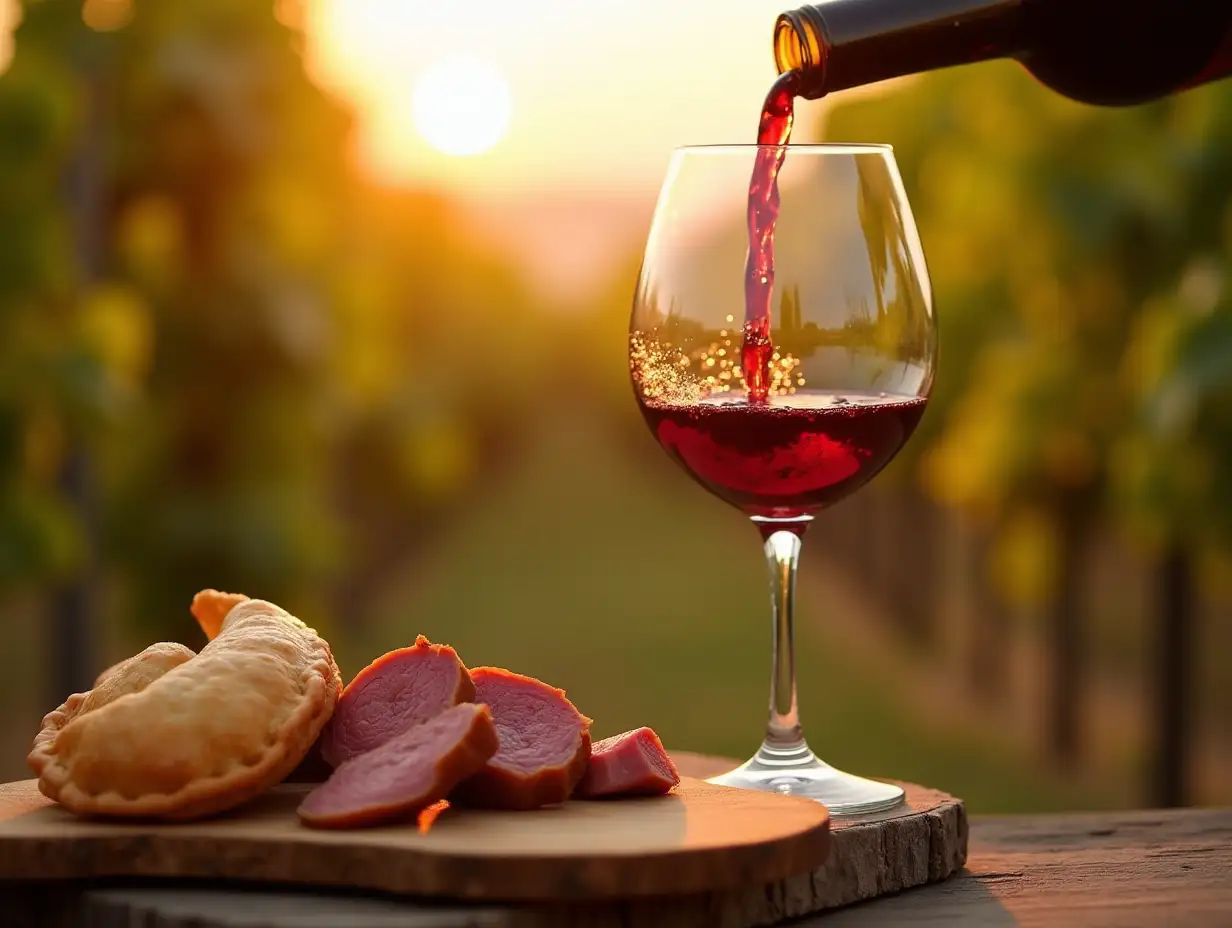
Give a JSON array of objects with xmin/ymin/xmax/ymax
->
[{"xmin": 706, "ymin": 741, "xmax": 905, "ymax": 816}]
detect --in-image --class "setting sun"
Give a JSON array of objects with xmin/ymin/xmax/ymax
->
[
  {"xmin": 412, "ymin": 57, "xmax": 512, "ymax": 157},
  {"xmin": 299, "ymin": 0, "xmax": 812, "ymax": 194}
]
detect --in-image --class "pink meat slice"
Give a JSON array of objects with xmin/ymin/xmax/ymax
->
[
  {"xmin": 320, "ymin": 635, "xmax": 474, "ymax": 768},
  {"xmin": 451, "ymin": 667, "xmax": 592, "ymax": 810},
  {"xmin": 573, "ymin": 727, "xmax": 680, "ymax": 798},
  {"xmin": 298, "ymin": 702, "xmax": 498, "ymax": 829}
]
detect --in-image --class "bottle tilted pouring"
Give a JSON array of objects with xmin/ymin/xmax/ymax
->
[{"xmin": 775, "ymin": 0, "xmax": 1232, "ymax": 105}]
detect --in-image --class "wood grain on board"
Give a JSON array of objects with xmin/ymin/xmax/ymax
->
[{"xmin": 0, "ymin": 774, "xmax": 828, "ymax": 902}]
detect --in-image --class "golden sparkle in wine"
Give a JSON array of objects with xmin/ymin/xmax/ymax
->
[{"xmin": 629, "ymin": 323, "xmax": 805, "ymax": 405}]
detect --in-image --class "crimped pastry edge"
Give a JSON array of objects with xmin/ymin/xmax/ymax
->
[{"xmin": 27, "ymin": 641, "xmax": 199, "ymax": 779}]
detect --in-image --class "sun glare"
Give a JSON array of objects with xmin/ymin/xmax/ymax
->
[{"xmin": 412, "ymin": 58, "xmax": 512, "ymax": 157}]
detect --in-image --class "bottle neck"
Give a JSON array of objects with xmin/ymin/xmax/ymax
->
[{"xmin": 776, "ymin": 0, "xmax": 1029, "ymax": 99}]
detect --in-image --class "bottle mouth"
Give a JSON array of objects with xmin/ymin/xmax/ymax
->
[{"xmin": 773, "ymin": 9, "xmax": 827, "ymax": 99}]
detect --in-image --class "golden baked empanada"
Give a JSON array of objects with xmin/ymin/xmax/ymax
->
[
  {"xmin": 190, "ymin": 588, "xmax": 249, "ymax": 641},
  {"xmin": 30, "ymin": 641, "xmax": 197, "ymax": 761},
  {"xmin": 28, "ymin": 598, "xmax": 342, "ymax": 820}
]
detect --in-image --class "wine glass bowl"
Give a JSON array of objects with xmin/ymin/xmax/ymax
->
[{"xmin": 629, "ymin": 144, "xmax": 935, "ymax": 814}]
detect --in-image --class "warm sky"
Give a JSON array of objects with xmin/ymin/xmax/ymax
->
[
  {"xmin": 302, "ymin": 0, "xmax": 832, "ymax": 199},
  {"xmin": 0, "ymin": 0, "xmax": 889, "ymax": 298},
  {"xmin": 301, "ymin": 0, "xmax": 883, "ymax": 297}
]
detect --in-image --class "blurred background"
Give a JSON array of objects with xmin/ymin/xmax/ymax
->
[{"xmin": 0, "ymin": 0, "xmax": 1229, "ymax": 814}]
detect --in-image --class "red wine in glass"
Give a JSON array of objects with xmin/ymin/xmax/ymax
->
[
  {"xmin": 639, "ymin": 392, "xmax": 927, "ymax": 520},
  {"xmin": 741, "ymin": 70, "xmax": 800, "ymax": 404}
]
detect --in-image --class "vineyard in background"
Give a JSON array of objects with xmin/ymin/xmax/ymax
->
[
  {"xmin": 0, "ymin": 2, "xmax": 1229, "ymax": 810},
  {"xmin": 822, "ymin": 62, "xmax": 1232, "ymax": 808}
]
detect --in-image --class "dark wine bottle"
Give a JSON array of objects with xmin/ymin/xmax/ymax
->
[{"xmin": 775, "ymin": 1, "xmax": 1232, "ymax": 106}]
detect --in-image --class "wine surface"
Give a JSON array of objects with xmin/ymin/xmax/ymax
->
[
  {"xmin": 638, "ymin": 392, "xmax": 927, "ymax": 518},
  {"xmin": 741, "ymin": 70, "xmax": 800, "ymax": 404}
]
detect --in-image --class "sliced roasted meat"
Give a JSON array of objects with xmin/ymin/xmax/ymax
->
[
  {"xmin": 320, "ymin": 636, "xmax": 474, "ymax": 768},
  {"xmin": 451, "ymin": 667, "xmax": 591, "ymax": 810},
  {"xmin": 574, "ymin": 727, "xmax": 680, "ymax": 798},
  {"xmin": 298, "ymin": 702, "xmax": 498, "ymax": 829}
]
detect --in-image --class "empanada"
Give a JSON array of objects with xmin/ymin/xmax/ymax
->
[
  {"xmin": 30, "ymin": 641, "xmax": 197, "ymax": 761},
  {"xmin": 28, "ymin": 598, "xmax": 342, "ymax": 820}
]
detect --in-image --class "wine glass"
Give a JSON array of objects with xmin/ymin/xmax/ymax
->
[{"xmin": 629, "ymin": 144, "xmax": 935, "ymax": 814}]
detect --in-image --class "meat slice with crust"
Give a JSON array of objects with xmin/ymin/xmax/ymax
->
[
  {"xmin": 574, "ymin": 727, "xmax": 680, "ymax": 798},
  {"xmin": 451, "ymin": 667, "xmax": 591, "ymax": 810},
  {"xmin": 299, "ymin": 703, "xmax": 498, "ymax": 829},
  {"xmin": 320, "ymin": 636, "xmax": 475, "ymax": 768}
]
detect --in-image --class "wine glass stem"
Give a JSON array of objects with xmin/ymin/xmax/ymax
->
[
  {"xmin": 708, "ymin": 519, "xmax": 904, "ymax": 812},
  {"xmin": 763, "ymin": 526, "xmax": 806, "ymax": 751}
]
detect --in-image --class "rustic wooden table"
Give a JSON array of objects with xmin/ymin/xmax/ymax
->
[{"xmin": 3, "ymin": 755, "xmax": 1229, "ymax": 927}]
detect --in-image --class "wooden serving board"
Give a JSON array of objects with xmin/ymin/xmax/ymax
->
[{"xmin": 0, "ymin": 776, "xmax": 828, "ymax": 902}]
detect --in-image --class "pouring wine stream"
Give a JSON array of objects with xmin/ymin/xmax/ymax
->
[{"xmin": 741, "ymin": 70, "xmax": 800, "ymax": 405}]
